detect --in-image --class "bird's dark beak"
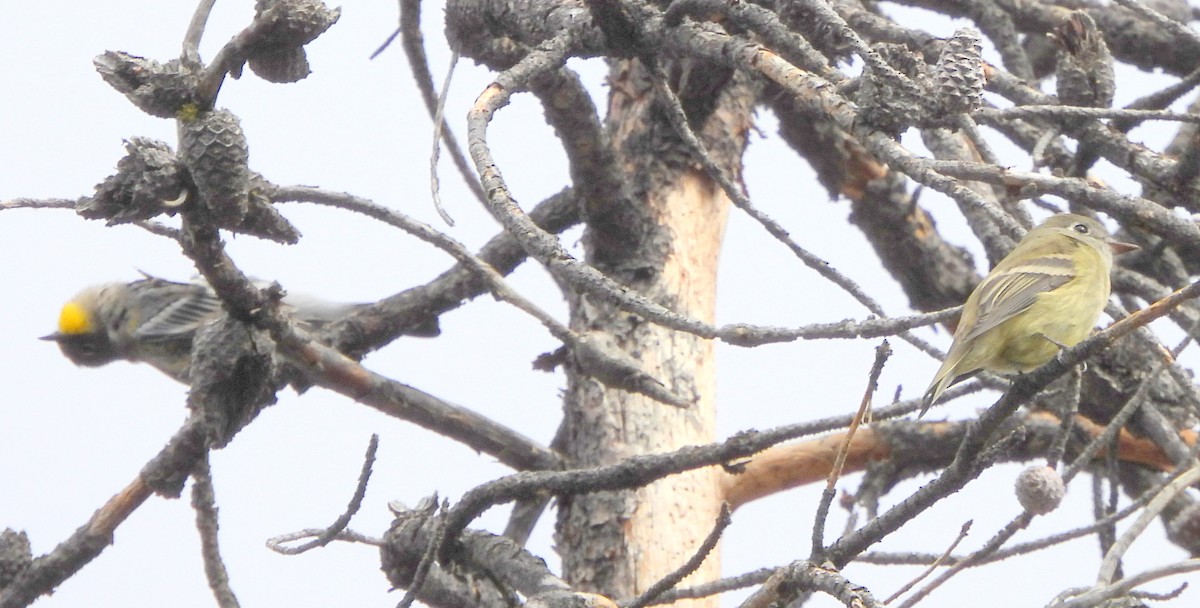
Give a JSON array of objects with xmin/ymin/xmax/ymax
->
[
  {"xmin": 1109, "ymin": 240, "xmax": 1139, "ymax": 255},
  {"xmin": 39, "ymin": 332, "xmax": 64, "ymax": 342}
]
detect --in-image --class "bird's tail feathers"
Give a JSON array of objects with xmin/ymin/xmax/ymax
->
[{"xmin": 919, "ymin": 375, "xmax": 949, "ymax": 418}]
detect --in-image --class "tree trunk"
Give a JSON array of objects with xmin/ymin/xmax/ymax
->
[{"xmin": 555, "ymin": 58, "xmax": 752, "ymax": 605}]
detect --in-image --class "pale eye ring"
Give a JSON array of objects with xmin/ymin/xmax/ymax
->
[{"xmin": 1073, "ymin": 223, "xmax": 1090, "ymax": 234}]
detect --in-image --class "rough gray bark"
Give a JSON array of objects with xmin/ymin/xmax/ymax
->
[{"xmin": 555, "ymin": 56, "xmax": 753, "ymax": 601}]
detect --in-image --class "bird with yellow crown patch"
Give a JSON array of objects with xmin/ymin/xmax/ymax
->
[{"xmin": 41, "ymin": 275, "xmax": 439, "ymax": 382}]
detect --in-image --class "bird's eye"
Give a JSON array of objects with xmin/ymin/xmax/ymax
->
[{"xmin": 1073, "ymin": 223, "xmax": 1090, "ymax": 234}]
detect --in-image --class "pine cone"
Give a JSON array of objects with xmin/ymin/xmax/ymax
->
[
  {"xmin": 248, "ymin": 47, "xmax": 312, "ymax": 83},
  {"xmin": 81, "ymin": 137, "xmax": 188, "ymax": 224},
  {"xmin": 178, "ymin": 108, "xmax": 252, "ymax": 228},
  {"xmin": 244, "ymin": 0, "xmax": 341, "ymax": 83},
  {"xmin": 0, "ymin": 529, "xmax": 31, "ymax": 590},
  {"xmin": 253, "ymin": 0, "xmax": 340, "ymax": 48},
  {"xmin": 1054, "ymin": 11, "xmax": 1115, "ymax": 111},
  {"xmin": 933, "ymin": 28, "xmax": 986, "ymax": 116},
  {"xmin": 94, "ymin": 52, "xmax": 200, "ymax": 118},
  {"xmin": 856, "ymin": 43, "xmax": 932, "ymax": 135}
]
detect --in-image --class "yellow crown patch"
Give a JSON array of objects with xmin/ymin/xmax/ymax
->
[{"xmin": 57, "ymin": 301, "xmax": 94, "ymax": 335}]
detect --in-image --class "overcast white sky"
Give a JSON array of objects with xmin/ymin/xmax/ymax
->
[{"xmin": 0, "ymin": 1, "xmax": 1193, "ymax": 607}]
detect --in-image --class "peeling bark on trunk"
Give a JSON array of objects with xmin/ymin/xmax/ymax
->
[{"xmin": 555, "ymin": 58, "xmax": 751, "ymax": 605}]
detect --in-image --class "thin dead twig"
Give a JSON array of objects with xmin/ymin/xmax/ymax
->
[
  {"xmin": 191, "ymin": 454, "xmax": 240, "ymax": 608},
  {"xmin": 623, "ymin": 504, "xmax": 733, "ymax": 608},
  {"xmin": 265, "ymin": 435, "xmax": 380, "ymax": 555},
  {"xmin": 812, "ymin": 341, "xmax": 890, "ymax": 557}
]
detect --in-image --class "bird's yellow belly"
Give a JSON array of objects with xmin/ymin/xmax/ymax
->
[
  {"xmin": 993, "ymin": 325, "xmax": 1088, "ymax": 372},
  {"xmin": 990, "ymin": 275, "xmax": 1107, "ymax": 373}
]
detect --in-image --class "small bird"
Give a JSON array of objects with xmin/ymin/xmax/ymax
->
[
  {"xmin": 40, "ymin": 276, "xmax": 437, "ymax": 382},
  {"xmin": 921, "ymin": 214, "xmax": 1137, "ymax": 415}
]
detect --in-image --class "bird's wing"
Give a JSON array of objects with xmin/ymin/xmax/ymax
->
[
  {"xmin": 134, "ymin": 285, "xmax": 224, "ymax": 341},
  {"xmin": 961, "ymin": 253, "xmax": 1076, "ymax": 342}
]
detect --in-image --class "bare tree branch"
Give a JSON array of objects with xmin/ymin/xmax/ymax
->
[{"xmin": 191, "ymin": 454, "xmax": 240, "ymax": 608}]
